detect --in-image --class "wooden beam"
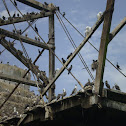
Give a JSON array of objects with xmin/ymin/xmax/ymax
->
[
  {"xmin": 0, "ymin": 12, "xmax": 53, "ymax": 26},
  {"xmin": 16, "ymin": 0, "xmax": 53, "ymax": 11},
  {"xmin": 0, "ymin": 73, "xmax": 42, "ymax": 88},
  {"xmin": 0, "ymin": 38, "xmax": 49, "ymax": 85},
  {"xmin": 109, "ymin": 17, "xmax": 126, "ymax": 42},
  {"xmin": 0, "ymin": 28, "xmax": 52, "ymax": 50},
  {"xmin": 41, "ymin": 12, "xmax": 105, "ymax": 96},
  {"xmin": 48, "ymin": 14, "xmax": 55, "ymax": 102},
  {"xmin": 94, "ymin": 0, "xmax": 115, "ymax": 95}
]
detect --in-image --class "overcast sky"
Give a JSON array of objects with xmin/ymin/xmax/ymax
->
[{"xmin": 0, "ymin": 0, "xmax": 126, "ymax": 96}]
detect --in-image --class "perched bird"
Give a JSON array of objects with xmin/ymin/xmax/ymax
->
[
  {"xmin": 25, "ymin": 32, "xmax": 28, "ymax": 37},
  {"xmin": 115, "ymin": 84, "xmax": 120, "ymax": 91},
  {"xmin": 97, "ymin": 11, "xmax": 103, "ymax": 20},
  {"xmin": 67, "ymin": 53, "xmax": 72, "ymax": 59},
  {"xmin": 13, "ymin": 12, "xmax": 16, "ymax": 18},
  {"xmin": 24, "ymin": 104, "xmax": 30, "ymax": 110},
  {"xmin": 62, "ymin": 12, "xmax": 65, "ymax": 17},
  {"xmin": 61, "ymin": 58, "xmax": 66, "ymax": 64},
  {"xmin": 13, "ymin": 107, "xmax": 18, "ymax": 116},
  {"xmin": 35, "ymin": 24, "xmax": 38, "ymax": 33},
  {"xmin": 55, "ymin": 68, "xmax": 60, "ymax": 76},
  {"xmin": 57, "ymin": 94, "xmax": 61, "ymax": 100},
  {"xmin": 68, "ymin": 65, "xmax": 72, "ymax": 74},
  {"xmin": 91, "ymin": 60, "xmax": 98, "ymax": 71},
  {"xmin": 44, "ymin": 2, "xmax": 48, "ymax": 6},
  {"xmin": 105, "ymin": 80, "xmax": 110, "ymax": 89},
  {"xmin": 116, "ymin": 62, "xmax": 121, "ymax": 70},
  {"xmin": 17, "ymin": 13, "xmax": 20, "ymax": 17},
  {"xmin": 71, "ymin": 84, "xmax": 77, "ymax": 95},
  {"xmin": 85, "ymin": 26, "xmax": 92, "ymax": 36},
  {"xmin": 2, "ymin": 16, "xmax": 5, "ymax": 20},
  {"xmin": 37, "ymin": 72, "xmax": 41, "ymax": 81},
  {"xmin": 14, "ymin": 0, "xmax": 17, "ymax": 6},
  {"xmin": 38, "ymin": 49, "xmax": 41, "ymax": 54},
  {"xmin": 38, "ymin": 37, "xmax": 40, "ymax": 41},
  {"xmin": 61, "ymin": 88, "xmax": 66, "ymax": 99},
  {"xmin": 35, "ymin": 36, "xmax": 37, "ymax": 40}
]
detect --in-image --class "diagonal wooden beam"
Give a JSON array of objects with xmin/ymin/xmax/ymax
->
[
  {"xmin": 0, "ymin": 73, "xmax": 42, "ymax": 88},
  {"xmin": 0, "ymin": 12, "xmax": 53, "ymax": 26},
  {"xmin": 0, "ymin": 28, "xmax": 52, "ymax": 50},
  {"xmin": 94, "ymin": 0, "xmax": 115, "ymax": 95},
  {"xmin": 16, "ymin": 0, "xmax": 54, "ymax": 11},
  {"xmin": 0, "ymin": 38, "xmax": 49, "ymax": 86},
  {"xmin": 109, "ymin": 17, "xmax": 126, "ymax": 43},
  {"xmin": 41, "ymin": 12, "xmax": 105, "ymax": 96}
]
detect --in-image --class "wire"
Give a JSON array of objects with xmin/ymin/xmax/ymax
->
[
  {"xmin": 9, "ymin": 0, "xmax": 84, "ymax": 88},
  {"xmin": 58, "ymin": 11, "xmax": 126, "ymax": 78},
  {"xmin": 56, "ymin": 11, "xmax": 94, "ymax": 80}
]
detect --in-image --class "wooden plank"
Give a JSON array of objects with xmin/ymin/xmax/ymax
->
[
  {"xmin": 0, "ymin": 73, "xmax": 42, "ymax": 88},
  {"xmin": 48, "ymin": 14, "xmax": 55, "ymax": 102},
  {"xmin": 0, "ymin": 28, "xmax": 52, "ymax": 50},
  {"xmin": 41, "ymin": 11, "xmax": 105, "ymax": 96},
  {"xmin": 16, "ymin": 0, "xmax": 52, "ymax": 11},
  {"xmin": 0, "ymin": 38, "xmax": 49, "ymax": 85},
  {"xmin": 0, "ymin": 12, "xmax": 53, "ymax": 26},
  {"xmin": 94, "ymin": 0, "xmax": 115, "ymax": 95},
  {"xmin": 109, "ymin": 17, "xmax": 126, "ymax": 42}
]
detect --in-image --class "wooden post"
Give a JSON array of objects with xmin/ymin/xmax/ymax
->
[
  {"xmin": 48, "ymin": 14, "xmax": 55, "ymax": 102},
  {"xmin": 94, "ymin": 0, "xmax": 115, "ymax": 95}
]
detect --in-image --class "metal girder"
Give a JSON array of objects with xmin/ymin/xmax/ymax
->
[
  {"xmin": 109, "ymin": 17, "xmax": 126, "ymax": 42},
  {"xmin": 16, "ymin": 0, "xmax": 55, "ymax": 11},
  {"xmin": 94, "ymin": 0, "xmax": 115, "ymax": 95},
  {"xmin": 0, "ymin": 73, "xmax": 42, "ymax": 88},
  {"xmin": 0, "ymin": 37, "xmax": 49, "ymax": 86},
  {"xmin": 41, "ymin": 12, "xmax": 105, "ymax": 96},
  {"xmin": 0, "ymin": 12, "xmax": 53, "ymax": 26},
  {"xmin": 0, "ymin": 28, "xmax": 52, "ymax": 50}
]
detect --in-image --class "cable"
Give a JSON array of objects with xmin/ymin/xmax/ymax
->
[
  {"xmin": 58, "ymin": 11, "xmax": 126, "ymax": 78},
  {"xmin": 56, "ymin": 11, "xmax": 94, "ymax": 80},
  {"xmin": 9, "ymin": 0, "xmax": 84, "ymax": 88}
]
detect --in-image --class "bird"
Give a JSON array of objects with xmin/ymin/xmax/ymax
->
[
  {"xmin": 17, "ymin": 13, "xmax": 20, "ymax": 17},
  {"xmin": 24, "ymin": 104, "xmax": 30, "ymax": 110},
  {"xmin": 91, "ymin": 60, "xmax": 98, "ymax": 71},
  {"xmin": 61, "ymin": 58, "xmax": 66, "ymax": 64},
  {"xmin": 61, "ymin": 88, "xmax": 66, "ymax": 99},
  {"xmin": 38, "ymin": 37, "xmax": 40, "ymax": 41},
  {"xmin": 38, "ymin": 49, "xmax": 41, "ymax": 54},
  {"xmin": 2, "ymin": 16, "xmax": 5, "ymax": 20},
  {"xmin": 44, "ymin": 2, "xmax": 48, "ymax": 6},
  {"xmin": 68, "ymin": 65, "xmax": 72, "ymax": 74},
  {"xmin": 35, "ymin": 36, "xmax": 37, "ymax": 40},
  {"xmin": 14, "ymin": 0, "xmax": 17, "ymax": 6},
  {"xmin": 116, "ymin": 62, "xmax": 121, "ymax": 70},
  {"xmin": 105, "ymin": 80, "xmax": 110, "ymax": 89},
  {"xmin": 71, "ymin": 84, "xmax": 77, "ymax": 95},
  {"xmin": 13, "ymin": 12, "xmax": 16, "ymax": 18},
  {"xmin": 67, "ymin": 53, "xmax": 72, "ymax": 59},
  {"xmin": 55, "ymin": 68, "xmax": 60, "ymax": 76},
  {"xmin": 13, "ymin": 107, "xmax": 18, "ymax": 116},
  {"xmin": 85, "ymin": 26, "xmax": 92, "ymax": 36},
  {"xmin": 62, "ymin": 12, "xmax": 65, "ymax": 17},
  {"xmin": 35, "ymin": 24, "xmax": 38, "ymax": 33},
  {"xmin": 115, "ymin": 84, "xmax": 120, "ymax": 91},
  {"xmin": 25, "ymin": 32, "xmax": 28, "ymax": 37},
  {"xmin": 57, "ymin": 94, "xmax": 61, "ymax": 100},
  {"xmin": 97, "ymin": 11, "xmax": 103, "ymax": 20}
]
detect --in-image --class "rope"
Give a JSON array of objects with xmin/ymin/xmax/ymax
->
[
  {"xmin": 58, "ymin": 11, "xmax": 126, "ymax": 78},
  {"xmin": 56, "ymin": 11, "xmax": 94, "ymax": 80}
]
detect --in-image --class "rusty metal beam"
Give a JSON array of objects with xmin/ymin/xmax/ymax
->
[
  {"xmin": 0, "ymin": 73, "xmax": 42, "ymax": 88},
  {"xmin": 109, "ymin": 17, "xmax": 126, "ymax": 42},
  {"xmin": 0, "ymin": 12, "xmax": 53, "ymax": 26},
  {"xmin": 41, "ymin": 12, "xmax": 105, "ymax": 96},
  {"xmin": 0, "ymin": 28, "xmax": 52, "ymax": 50},
  {"xmin": 16, "ymin": 0, "xmax": 52, "ymax": 11},
  {"xmin": 0, "ymin": 38, "xmax": 49, "ymax": 85},
  {"xmin": 94, "ymin": 0, "xmax": 115, "ymax": 95}
]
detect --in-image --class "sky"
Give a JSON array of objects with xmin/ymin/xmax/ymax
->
[{"xmin": 0, "ymin": 0, "xmax": 126, "ymax": 97}]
